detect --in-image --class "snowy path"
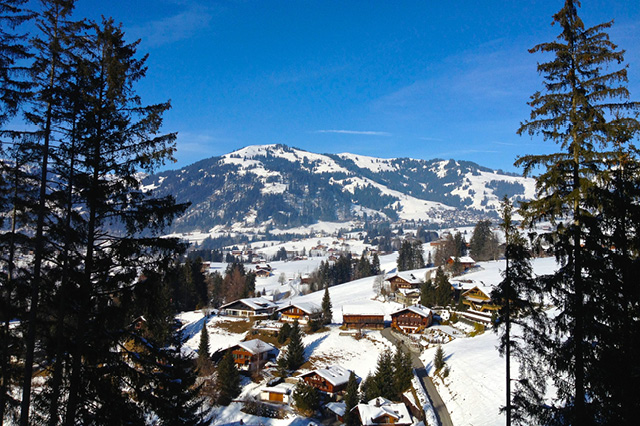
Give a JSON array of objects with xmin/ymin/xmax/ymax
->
[{"xmin": 381, "ymin": 328, "xmax": 453, "ymax": 426}]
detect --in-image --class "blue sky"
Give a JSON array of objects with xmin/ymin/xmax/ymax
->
[{"xmin": 70, "ymin": 0, "xmax": 640, "ymax": 173}]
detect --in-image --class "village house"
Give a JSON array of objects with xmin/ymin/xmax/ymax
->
[
  {"xmin": 228, "ymin": 339, "xmax": 277, "ymax": 372},
  {"xmin": 386, "ymin": 272, "xmax": 422, "ymax": 290},
  {"xmin": 299, "ymin": 365, "xmax": 353, "ymax": 394},
  {"xmin": 447, "ymin": 255, "xmax": 476, "ymax": 270},
  {"xmin": 395, "ymin": 288, "xmax": 421, "ymax": 307},
  {"xmin": 342, "ymin": 305, "xmax": 385, "ymax": 330},
  {"xmin": 355, "ymin": 397, "xmax": 413, "ymax": 426},
  {"xmin": 461, "ymin": 285, "xmax": 500, "ymax": 313},
  {"xmin": 390, "ymin": 304, "xmax": 433, "ymax": 334},
  {"xmin": 260, "ymin": 382, "xmax": 296, "ymax": 404},
  {"xmin": 277, "ymin": 302, "xmax": 322, "ymax": 324},
  {"xmin": 219, "ymin": 297, "xmax": 278, "ymax": 318}
]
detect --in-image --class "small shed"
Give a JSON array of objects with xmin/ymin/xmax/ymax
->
[{"xmin": 260, "ymin": 382, "xmax": 296, "ymax": 404}]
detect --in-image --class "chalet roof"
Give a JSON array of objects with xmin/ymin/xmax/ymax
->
[
  {"xmin": 301, "ymin": 365, "xmax": 352, "ymax": 387},
  {"xmin": 385, "ymin": 271, "xmax": 421, "ymax": 284},
  {"xmin": 262, "ymin": 382, "xmax": 296, "ymax": 395},
  {"xmin": 235, "ymin": 339, "xmax": 276, "ymax": 355},
  {"xmin": 325, "ymin": 401, "xmax": 347, "ymax": 417},
  {"xmin": 219, "ymin": 297, "xmax": 278, "ymax": 312},
  {"xmin": 356, "ymin": 398, "xmax": 412, "ymax": 426},
  {"xmin": 277, "ymin": 301, "xmax": 321, "ymax": 315},
  {"xmin": 391, "ymin": 304, "xmax": 432, "ymax": 318},
  {"xmin": 342, "ymin": 305, "xmax": 384, "ymax": 316},
  {"xmin": 462, "ymin": 286, "xmax": 490, "ymax": 298},
  {"xmin": 449, "ymin": 255, "xmax": 475, "ymax": 264}
]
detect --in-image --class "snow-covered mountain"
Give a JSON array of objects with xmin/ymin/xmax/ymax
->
[{"xmin": 142, "ymin": 144, "xmax": 535, "ymax": 233}]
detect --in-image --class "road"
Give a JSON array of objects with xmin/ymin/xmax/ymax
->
[{"xmin": 381, "ymin": 328, "xmax": 454, "ymax": 426}]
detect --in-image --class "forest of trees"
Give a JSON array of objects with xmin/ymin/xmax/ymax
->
[
  {"xmin": 2, "ymin": 1, "xmax": 640, "ymax": 425},
  {"xmin": 0, "ymin": 1, "xmax": 208, "ymax": 424},
  {"xmin": 494, "ymin": 1, "xmax": 640, "ymax": 424}
]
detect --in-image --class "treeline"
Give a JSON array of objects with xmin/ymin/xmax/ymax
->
[
  {"xmin": 307, "ymin": 253, "xmax": 381, "ymax": 292},
  {"xmin": 0, "ymin": 1, "xmax": 207, "ymax": 424}
]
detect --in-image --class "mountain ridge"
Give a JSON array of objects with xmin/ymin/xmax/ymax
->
[{"xmin": 142, "ymin": 144, "xmax": 534, "ymax": 234}]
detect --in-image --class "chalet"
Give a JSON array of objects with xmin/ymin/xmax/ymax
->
[
  {"xmin": 300, "ymin": 274, "xmax": 311, "ymax": 285},
  {"xmin": 278, "ymin": 302, "xmax": 322, "ymax": 324},
  {"xmin": 395, "ymin": 288, "xmax": 421, "ymax": 307},
  {"xmin": 229, "ymin": 339, "xmax": 277, "ymax": 372},
  {"xmin": 219, "ymin": 297, "xmax": 278, "ymax": 318},
  {"xmin": 342, "ymin": 305, "xmax": 384, "ymax": 330},
  {"xmin": 260, "ymin": 382, "xmax": 296, "ymax": 404},
  {"xmin": 255, "ymin": 268, "xmax": 271, "ymax": 278},
  {"xmin": 447, "ymin": 256, "xmax": 476, "ymax": 270},
  {"xmin": 355, "ymin": 397, "xmax": 412, "ymax": 426},
  {"xmin": 386, "ymin": 272, "xmax": 421, "ymax": 290},
  {"xmin": 391, "ymin": 304, "xmax": 433, "ymax": 334},
  {"xmin": 299, "ymin": 365, "xmax": 353, "ymax": 394},
  {"xmin": 461, "ymin": 286, "xmax": 500, "ymax": 312}
]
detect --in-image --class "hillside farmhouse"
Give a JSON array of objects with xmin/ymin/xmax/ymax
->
[{"xmin": 391, "ymin": 304, "xmax": 433, "ymax": 334}]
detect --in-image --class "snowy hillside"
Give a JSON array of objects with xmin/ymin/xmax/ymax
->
[
  {"xmin": 142, "ymin": 144, "xmax": 535, "ymax": 235},
  {"xmin": 180, "ymin": 250, "xmax": 559, "ymax": 426}
]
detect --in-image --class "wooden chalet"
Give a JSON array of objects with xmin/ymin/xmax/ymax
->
[
  {"xmin": 229, "ymin": 339, "xmax": 277, "ymax": 372},
  {"xmin": 461, "ymin": 286, "xmax": 500, "ymax": 312},
  {"xmin": 325, "ymin": 402, "xmax": 347, "ymax": 422},
  {"xmin": 395, "ymin": 288, "xmax": 421, "ymax": 307},
  {"xmin": 277, "ymin": 302, "xmax": 322, "ymax": 324},
  {"xmin": 260, "ymin": 382, "xmax": 296, "ymax": 404},
  {"xmin": 342, "ymin": 305, "xmax": 384, "ymax": 330},
  {"xmin": 255, "ymin": 268, "xmax": 271, "ymax": 278},
  {"xmin": 386, "ymin": 272, "xmax": 421, "ymax": 290},
  {"xmin": 355, "ymin": 397, "xmax": 412, "ymax": 426},
  {"xmin": 300, "ymin": 365, "xmax": 353, "ymax": 394},
  {"xmin": 391, "ymin": 304, "xmax": 433, "ymax": 334},
  {"xmin": 446, "ymin": 256, "xmax": 476, "ymax": 270},
  {"xmin": 219, "ymin": 297, "xmax": 278, "ymax": 318}
]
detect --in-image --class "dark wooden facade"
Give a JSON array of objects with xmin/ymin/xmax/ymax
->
[
  {"xmin": 279, "ymin": 305, "xmax": 321, "ymax": 323},
  {"xmin": 391, "ymin": 307, "xmax": 433, "ymax": 334},
  {"xmin": 301, "ymin": 371, "xmax": 347, "ymax": 394},
  {"xmin": 342, "ymin": 313, "xmax": 384, "ymax": 330}
]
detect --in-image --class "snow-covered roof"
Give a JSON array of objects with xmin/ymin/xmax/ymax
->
[
  {"xmin": 342, "ymin": 305, "xmax": 383, "ymax": 316},
  {"xmin": 357, "ymin": 397, "xmax": 412, "ymax": 426},
  {"xmin": 449, "ymin": 256, "xmax": 475, "ymax": 264},
  {"xmin": 392, "ymin": 304, "xmax": 432, "ymax": 318},
  {"xmin": 386, "ymin": 271, "xmax": 421, "ymax": 284},
  {"xmin": 302, "ymin": 365, "xmax": 352, "ymax": 387},
  {"xmin": 220, "ymin": 297, "xmax": 278, "ymax": 311},
  {"xmin": 397, "ymin": 288, "xmax": 420, "ymax": 295},
  {"xmin": 261, "ymin": 382, "xmax": 296, "ymax": 395},
  {"xmin": 236, "ymin": 339, "xmax": 276, "ymax": 355},
  {"xmin": 277, "ymin": 301, "xmax": 321, "ymax": 314},
  {"xmin": 325, "ymin": 401, "xmax": 347, "ymax": 416}
]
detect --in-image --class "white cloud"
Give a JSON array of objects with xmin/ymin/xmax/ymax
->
[{"xmin": 129, "ymin": 5, "xmax": 215, "ymax": 47}]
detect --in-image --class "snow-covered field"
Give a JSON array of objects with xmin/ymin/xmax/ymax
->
[{"xmin": 179, "ymin": 246, "xmax": 559, "ymax": 426}]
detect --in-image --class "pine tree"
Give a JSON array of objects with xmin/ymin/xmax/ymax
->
[
  {"xmin": 433, "ymin": 346, "xmax": 445, "ymax": 371},
  {"xmin": 286, "ymin": 320, "xmax": 305, "ymax": 371},
  {"xmin": 434, "ymin": 267, "xmax": 452, "ymax": 306},
  {"xmin": 469, "ymin": 220, "xmax": 498, "ymax": 261},
  {"xmin": 0, "ymin": 3, "xmax": 34, "ymax": 421},
  {"xmin": 292, "ymin": 381, "xmax": 320, "ymax": 417},
  {"xmin": 516, "ymin": 1, "xmax": 640, "ymax": 423},
  {"xmin": 372, "ymin": 349, "xmax": 396, "ymax": 400},
  {"xmin": 491, "ymin": 197, "xmax": 536, "ymax": 426},
  {"xmin": 197, "ymin": 319, "xmax": 211, "ymax": 372},
  {"xmin": 321, "ymin": 284, "xmax": 332, "ymax": 325},
  {"xmin": 343, "ymin": 371, "xmax": 360, "ymax": 426},
  {"xmin": 420, "ymin": 279, "xmax": 436, "ymax": 307},
  {"xmin": 216, "ymin": 351, "xmax": 240, "ymax": 406},
  {"xmin": 393, "ymin": 346, "xmax": 413, "ymax": 397}
]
